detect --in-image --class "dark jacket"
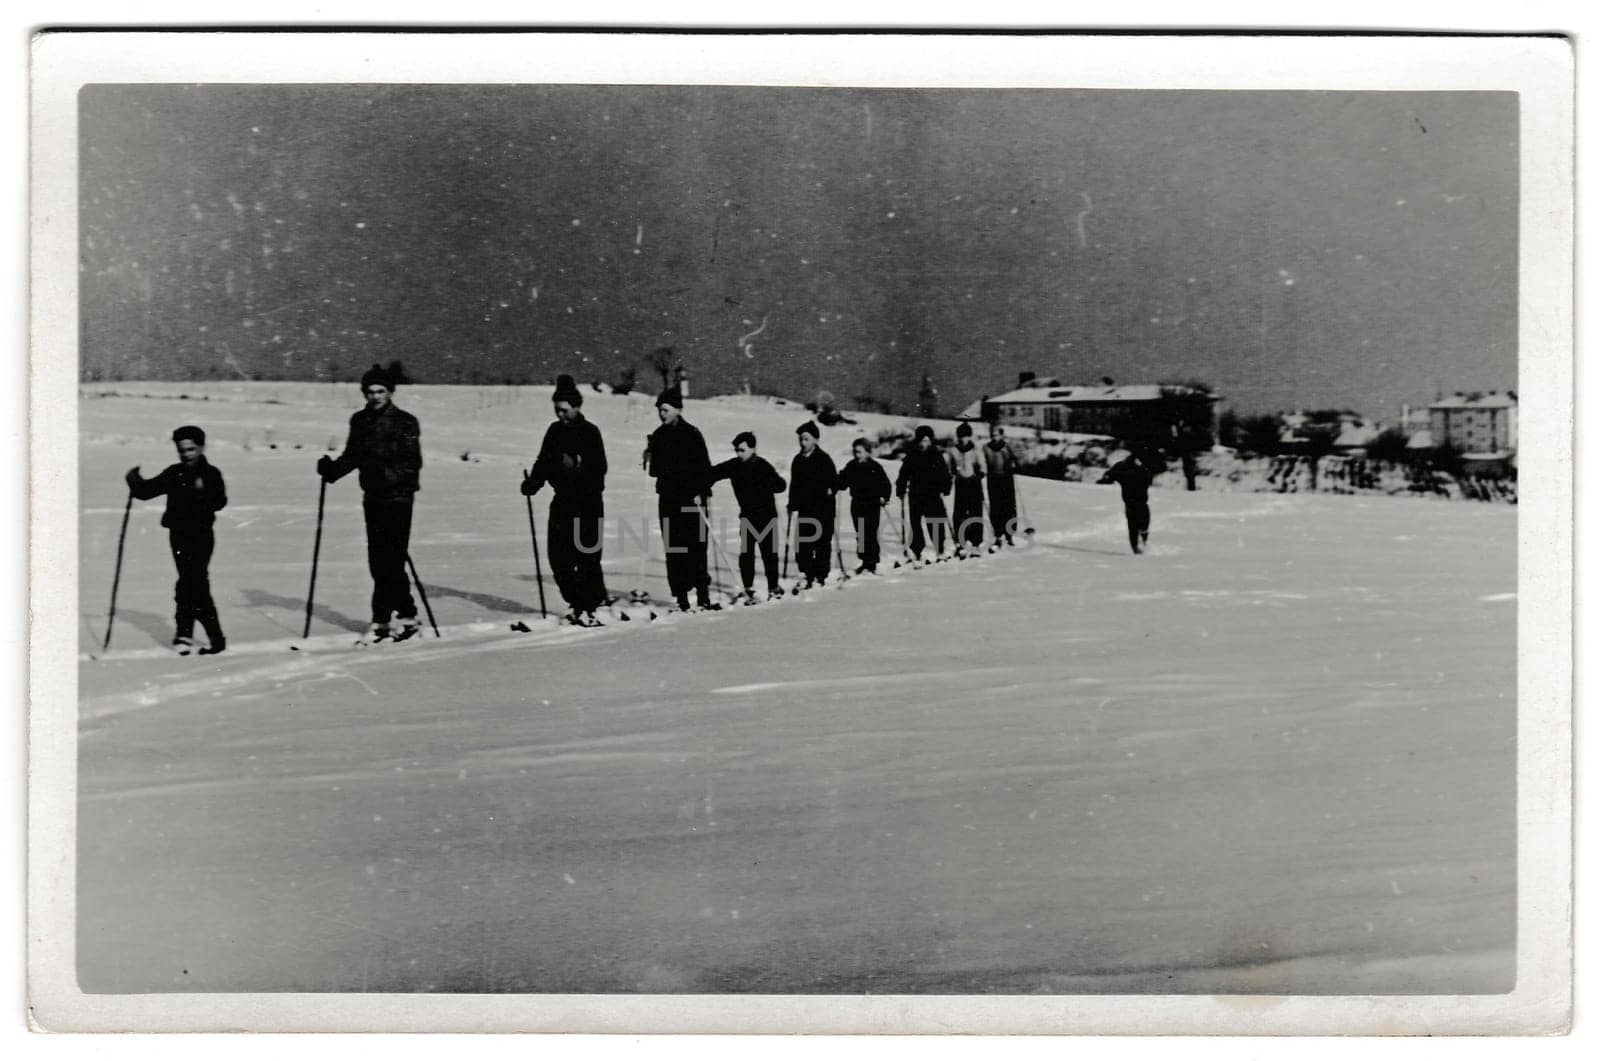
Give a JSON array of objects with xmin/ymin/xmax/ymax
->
[
  {"xmin": 129, "ymin": 458, "xmax": 228, "ymax": 528},
  {"xmin": 709, "ymin": 454, "xmax": 786, "ymax": 517},
  {"xmin": 646, "ymin": 417, "xmax": 712, "ymax": 499},
  {"xmin": 1100, "ymin": 456, "xmax": 1155, "ymax": 503},
  {"xmin": 837, "ymin": 457, "xmax": 892, "ymax": 510},
  {"xmin": 788, "ymin": 447, "xmax": 839, "ymax": 514},
  {"xmin": 895, "ymin": 446, "xmax": 952, "ymax": 502},
  {"xmin": 324, "ymin": 404, "xmax": 422, "ymax": 501},
  {"xmin": 524, "ymin": 414, "xmax": 607, "ymax": 516},
  {"xmin": 983, "ymin": 439, "xmax": 1018, "ymax": 478}
]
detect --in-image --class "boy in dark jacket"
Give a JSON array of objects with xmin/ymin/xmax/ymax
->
[
  {"xmin": 126, "ymin": 424, "xmax": 228, "ymax": 654},
  {"xmin": 317, "ymin": 363, "xmax": 424, "ymax": 640},
  {"xmin": 708, "ymin": 431, "xmax": 787, "ymax": 603},
  {"xmin": 983, "ymin": 422, "xmax": 1020, "ymax": 548},
  {"xmin": 522, "ymin": 374, "xmax": 609, "ymax": 625},
  {"xmin": 947, "ymin": 420, "xmax": 986, "ymax": 556},
  {"xmin": 1098, "ymin": 446, "xmax": 1158, "ymax": 554},
  {"xmin": 836, "ymin": 437, "xmax": 892, "ymax": 574},
  {"xmin": 645, "ymin": 385, "xmax": 716, "ymax": 611},
  {"xmin": 787, "ymin": 421, "xmax": 839, "ymax": 588},
  {"xmin": 895, "ymin": 425, "xmax": 952, "ymax": 563}
]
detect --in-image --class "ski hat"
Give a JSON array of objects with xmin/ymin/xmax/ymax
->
[
  {"xmin": 172, "ymin": 425, "xmax": 205, "ymax": 445},
  {"xmin": 914, "ymin": 425, "xmax": 936, "ymax": 443},
  {"xmin": 851, "ymin": 437, "xmax": 871, "ymax": 453},
  {"xmin": 955, "ymin": 420, "xmax": 973, "ymax": 438},
  {"xmin": 361, "ymin": 363, "xmax": 395, "ymax": 391},
  {"xmin": 553, "ymin": 373, "xmax": 583, "ymax": 406},
  {"xmin": 732, "ymin": 431, "xmax": 757, "ymax": 449},
  {"xmin": 657, "ymin": 384, "xmax": 684, "ymax": 409},
  {"xmin": 796, "ymin": 420, "xmax": 820, "ymax": 439}
]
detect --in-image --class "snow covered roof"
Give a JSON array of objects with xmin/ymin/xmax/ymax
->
[
  {"xmin": 982, "ymin": 383, "xmax": 1211, "ymax": 405},
  {"xmin": 1430, "ymin": 392, "xmax": 1517, "ymax": 410}
]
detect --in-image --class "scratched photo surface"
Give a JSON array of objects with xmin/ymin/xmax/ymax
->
[{"xmin": 77, "ymin": 85, "xmax": 1516, "ymax": 994}]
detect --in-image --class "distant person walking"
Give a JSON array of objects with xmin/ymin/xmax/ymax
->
[
  {"xmin": 788, "ymin": 421, "xmax": 839, "ymax": 588},
  {"xmin": 522, "ymin": 374, "xmax": 609, "ymax": 626},
  {"xmin": 317, "ymin": 363, "xmax": 424, "ymax": 641},
  {"xmin": 646, "ymin": 384, "xmax": 716, "ymax": 611},
  {"xmin": 947, "ymin": 420, "xmax": 986, "ymax": 555},
  {"xmin": 836, "ymin": 437, "xmax": 892, "ymax": 574},
  {"xmin": 708, "ymin": 431, "xmax": 787, "ymax": 603},
  {"xmin": 125, "ymin": 425, "xmax": 229, "ymax": 654},
  {"xmin": 1099, "ymin": 446, "xmax": 1157, "ymax": 554},
  {"xmin": 983, "ymin": 423, "xmax": 1020, "ymax": 548},
  {"xmin": 896, "ymin": 425, "xmax": 952, "ymax": 562}
]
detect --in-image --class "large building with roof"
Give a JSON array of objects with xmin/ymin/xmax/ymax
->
[
  {"xmin": 964, "ymin": 380, "xmax": 1221, "ymax": 446},
  {"xmin": 1428, "ymin": 392, "xmax": 1517, "ymax": 456}
]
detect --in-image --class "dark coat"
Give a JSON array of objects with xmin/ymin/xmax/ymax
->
[
  {"xmin": 837, "ymin": 457, "xmax": 892, "ymax": 511},
  {"xmin": 1100, "ymin": 456, "xmax": 1155, "ymax": 503},
  {"xmin": 324, "ymin": 404, "xmax": 422, "ymax": 500},
  {"xmin": 982, "ymin": 439, "xmax": 1018, "ymax": 478},
  {"xmin": 788, "ymin": 447, "xmax": 839, "ymax": 514},
  {"xmin": 647, "ymin": 417, "xmax": 712, "ymax": 499},
  {"xmin": 524, "ymin": 414, "xmax": 607, "ymax": 516},
  {"xmin": 895, "ymin": 446, "xmax": 952, "ymax": 502},
  {"xmin": 708, "ymin": 454, "xmax": 786, "ymax": 518},
  {"xmin": 129, "ymin": 458, "xmax": 228, "ymax": 528}
]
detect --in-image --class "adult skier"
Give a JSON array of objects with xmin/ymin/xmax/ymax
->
[
  {"xmin": 1099, "ymin": 445, "xmax": 1158, "ymax": 554},
  {"xmin": 124, "ymin": 424, "xmax": 229, "ymax": 655},
  {"xmin": 316, "ymin": 363, "xmax": 423, "ymax": 642},
  {"xmin": 787, "ymin": 420, "xmax": 839, "ymax": 589},
  {"xmin": 521, "ymin": 374, "xmax": 609, "ymax": 626},
  {"xmin": 835, "ymin": 437, "xmax": 892, "ymax": 574},
  {"xmin": 895, "ymin": 425, "xmax": 953, "ymax": 563},
  {"xmin": 947, "ymin": 420, "xmax": 986, "ymax": 556},
  {"xmin": 983, "ymin": 422, "xmax": 1020, "ymax": 548},
  {"xmin": 646, "ymin": 384, "xmax": 716, "ymax": 611},
  {"xmin": 707, "ymin": 431, "xmax": 787, "ymax": 603}
]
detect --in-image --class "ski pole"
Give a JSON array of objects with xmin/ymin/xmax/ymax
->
[
  {"xmin": 302, "ymin": 479, "xmax": 327, "ymax": 638},
  {"xmin": 523, "ymin": 484, "xmax": 548, "ymax": 618},
  {"xmin": 103, "ymin": 490, "xmax": 135, "ymax": 651},
  {"xmin": 700, "ymin": 498, "xmax": 725, "ymax": 595},
  {"xmin": 406, "ymin": 554, "xmax": 441, "ymax": 637},
  {"xmin": 1016, "ymin": 481, "xmax": 1036, "ymax": 539},
  {"xmin": 897, "ymin": 495, "xmax": 912, "ymax": 559},
  {"xmin": 833, "ymin": 493, "xmax": 848, "ymax": 580},
  {"xmin": 781, "ymin": 510, "xmax": 796, "ymax": 580}
]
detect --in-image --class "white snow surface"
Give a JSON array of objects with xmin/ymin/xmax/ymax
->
[{"xmin": 76, "ymin": 383, "xmax": 1515, "ymax": 994}]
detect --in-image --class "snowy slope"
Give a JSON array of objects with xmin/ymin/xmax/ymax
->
[{"xmin": 76, "ymin": 383, "xmax": 1515, "ymax": 994}]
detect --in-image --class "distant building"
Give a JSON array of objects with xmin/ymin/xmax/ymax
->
[
  {"xmin": 1278, "ymin": 411, "xmax": 1380, "ymax": 455},
  {"xmin": 1428, "ymin": 392, "xmax": 1517, "ymax": 455},
  {"xmin": 969, "ymin": 382, "xmax": 1220, "ymax": 445}
]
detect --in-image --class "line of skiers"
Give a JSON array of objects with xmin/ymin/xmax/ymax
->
[{"xmin": 117, "ymin": 365, "xmax": 1156, "ymax": 650}]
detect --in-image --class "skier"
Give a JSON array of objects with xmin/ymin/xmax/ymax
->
[
  {"xmin": 646, "ymin": 384, "xmax": 716, "ymax": 611},
  {"xmin": 1098, "ymin": 445, "xmax": 1158, "ymax": 554},
  {"xmin": 316, "ymin": 363, "xmax": 424, "ymax": 642},
  {"xmin": 124, "ymin": 424, "xmax": 228, "ymax": 655},
  {"xmin": 947, "ymin": 420, "xmax": 986, "ymax": 556},
  {"xmin": 895, "ymin": 425, "xmax": 952, "ymax": 563},
  {"xmin": 707, "ymin": 431, "xmax": 788, "ymax": 603},
  {"xmin": 983, "ymin": 422, "xmax": 1020, "ymax": 548},
  {"xmin": 521, "ymin": 374, "xmax": 608, "ymax": 627},
  {"xmin": 787, "ymin": 420, "xmax": 839, "ymax": 589},
  {"xmin": 835, "ymin": 437, "xmax": 892, "ymax": 574}
]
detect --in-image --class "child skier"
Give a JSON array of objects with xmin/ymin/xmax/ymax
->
[
  {"xmin": 1098, "ymin": 445, "xmax": 1158, "ymax": 554},
  {"xmin": 787, "ymin": 421, "xmax": 839, "ymax": 589},
  {"xmin": 947, "ymin": 420, "xmax": 986, "ymax": 556},
  {"xmin": 646, "ymin": 384, "xmax": 717, "ymax": 611},
  {"xmin": 983, "ymin": 422, "xmax": 1020, "ymax": 548},
  {"xmin": 125, "ymin": 425, "xmax": 228, "ymax": 655},
  {"xmin": 895, "ymin": 425, "xmax": 952, "ymax": 563},
  {"xmin": 317, "ymin": 364, "xmax": 424, "ymax": 642},
  {"xmin": 522, "ymin": 374, "xmax": 609, "ymax": 627},
  {"xmin": 835, "ymin": 437, "xmax": 892, "ymax": 574},
  {"xmin": 708, "ymin": 431, "xmax": 788, "ymax": 603}
]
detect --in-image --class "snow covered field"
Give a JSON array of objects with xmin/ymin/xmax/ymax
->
[{"xmin": 74, "ymin": 383, "xmax": 1515, "ymax": 994}]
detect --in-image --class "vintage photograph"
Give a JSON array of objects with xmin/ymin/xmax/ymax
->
[{"xmin": 29, "ymin": 33, "xmax": 1572, "ymax": 1033}]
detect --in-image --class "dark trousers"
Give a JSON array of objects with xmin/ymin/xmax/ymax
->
[
  {"xmin": 952, "ymin": 478, "xmax": 985, "ymax": 550},
  {"xmin": 1124, "ymin": 501, "xmax": 1151, "ymax": 553},
  {"xmin": 169, "ymin": 525, "xmax": 223, "ymax": 643},
  {"xmin": 907, "ymin": 496, "xmax": 948, "ymax": 558},
  {"xmin": 851, "ymin": 502, "xmax": 881, "ymax": 569},
  {"xmin": 738, "ymin": 509, "xmax": 782, "ymax": 592},
  {"xmin": 791, "ymin": 506, "xmax": 834, "ymax": 582},
  {"xmin": 658, "ymin": 495, "xmax": 710, "ymax": 600},
  {"xmin": 548, "ymin": 502, "xmax": 608, "ymax": 613},
  {"xmin": 987, "ymin": 476, "xmax": 1017, "ymax": 543},
  {"xmin": 363, "ymin": 497, "xmax": 417, "ymax": 625}
]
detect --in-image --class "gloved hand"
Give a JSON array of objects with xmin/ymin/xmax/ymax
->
[
  {"xmin": 125, "ymin": 466, "xmax": 140, "ymax": 487},
  {"xmin": 316, "ymin": 455, "xmax": 334, "ymax": 480},
  {"xmin": 520, "ymin": 473, "xmax": 539, "ymax": 497},
  {"xmin": 561, "ymin": 453, "xmax": 579, "ymax": 472}
]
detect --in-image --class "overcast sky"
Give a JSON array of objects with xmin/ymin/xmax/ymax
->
[{"xmin": 80, "ymin": 85, "xmax": 1516, "ymax": 417}]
